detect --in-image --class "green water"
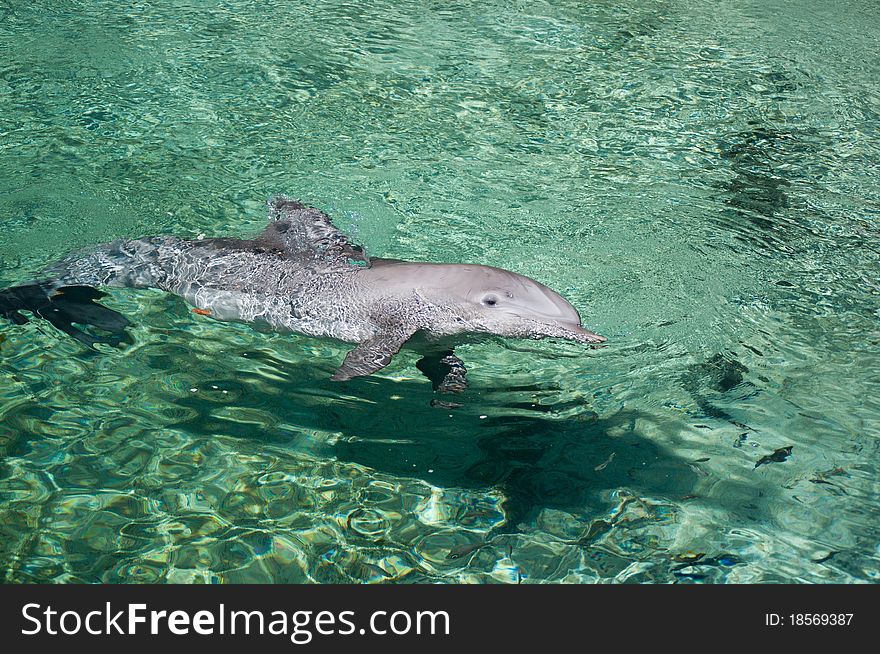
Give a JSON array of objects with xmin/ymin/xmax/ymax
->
[{"xmin": 0, "ymin": 0, "xmax": 878, "ymax": 583}]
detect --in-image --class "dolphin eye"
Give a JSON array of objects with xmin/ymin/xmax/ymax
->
[{"xmin": 482, "ymin": 295, "xmax": 499, "ymax": 306}]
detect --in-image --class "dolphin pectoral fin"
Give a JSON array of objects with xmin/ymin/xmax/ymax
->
[
  {"xmin": 331, "ymin": 328, "xmax": 416, "ymax": 381},
  {"xmin": 416, "ymin": 351, "xmax": 469, "ymax": 393}
]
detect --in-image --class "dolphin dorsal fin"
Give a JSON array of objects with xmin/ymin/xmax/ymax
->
[{"xmin": 260, "ymin": 196, "xmax": 370, "ymax": 267}]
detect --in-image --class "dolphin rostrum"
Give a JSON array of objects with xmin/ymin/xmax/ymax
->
[{"xmin": 0, "ymin": 196, "xmax": 605, "ymax": 392}]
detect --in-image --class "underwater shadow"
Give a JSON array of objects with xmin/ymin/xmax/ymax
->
[
  {"xmin": 334, "ymin": 395, "xmax": 702, "ymax": 533},
  {"xmin": 164, "ymin": 349, "xmax": 702, "ymax": 533}
]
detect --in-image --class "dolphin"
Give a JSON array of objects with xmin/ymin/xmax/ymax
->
[{"xmin": 0, "ymin": 196, "xmax": 605, "ymax": 392}]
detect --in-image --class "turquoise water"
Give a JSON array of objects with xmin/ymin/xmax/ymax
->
[{"xmin": 0, "ymin": 0, "xmax": 878, "ymax": 583}]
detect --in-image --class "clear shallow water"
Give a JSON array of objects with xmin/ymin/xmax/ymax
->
[{"xmin": 0, "ymin": 0, "xmax": 878, "ymax": 583}]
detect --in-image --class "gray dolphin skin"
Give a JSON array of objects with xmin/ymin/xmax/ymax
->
[{"xmin": 0, "ymin": 197, "xmax": 605, "ymax": 391}]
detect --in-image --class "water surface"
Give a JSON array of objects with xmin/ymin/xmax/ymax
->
[{"xmin": 0, "ymin": 0, "xmax": 878, "ymax": 583}]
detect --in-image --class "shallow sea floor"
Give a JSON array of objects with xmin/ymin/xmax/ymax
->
[{"xmin": 0, "ymin": 0, "xmax": 878, "ymax": 583}]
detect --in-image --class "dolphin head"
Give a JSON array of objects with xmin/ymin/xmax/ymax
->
[
  {"xmin": 399, "ymin": 263, "xmax": 606, "ymax": 344},
  {"xmin": 456, "ymin": 265, "xmax": 606, "ymax": 344}
]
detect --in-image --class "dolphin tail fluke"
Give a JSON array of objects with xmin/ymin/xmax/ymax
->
[{"xmin": 0, "ymin": 283, "xmax": 132, "ymax": 348}]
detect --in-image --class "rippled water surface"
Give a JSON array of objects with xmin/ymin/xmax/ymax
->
[{"xmin": 1, "ymin": 0, "xmax": 878, "ymax": 583}]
